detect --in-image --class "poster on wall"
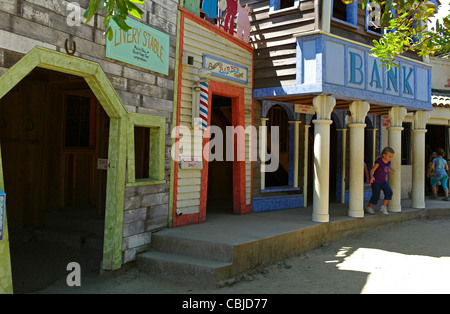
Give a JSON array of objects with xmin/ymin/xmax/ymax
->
[{"xmin": 106, "ymin": 18, "xmax": 170, "ymax": 76}]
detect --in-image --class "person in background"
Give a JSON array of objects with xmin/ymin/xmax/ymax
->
[{"xmin": 427, "ymin": 147, "xmax": 449, "ymax": 201}]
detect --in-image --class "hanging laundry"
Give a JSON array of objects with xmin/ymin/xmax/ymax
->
[
  {"xmin": 236, "ymin": 4, "xmax": 251, "ymax": 42},
  {"xmin": 223, "ymin": 0, "xmax": 237, "ymax": 35},
  {"xmin": 202, "ymin": 0, "xmax": 218, "ymax": 19}
]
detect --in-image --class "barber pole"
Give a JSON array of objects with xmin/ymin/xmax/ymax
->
[{"xmin": 199, "ymin": 81, "xmax": 209, "ymax": 130}]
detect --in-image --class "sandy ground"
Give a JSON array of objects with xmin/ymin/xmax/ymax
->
[{"xmin": 20, "ymin": 216, "xmax": 450, "ymax": 295}]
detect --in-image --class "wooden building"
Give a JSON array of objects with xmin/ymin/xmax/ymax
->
[
  {"xmin": 0, "ymin": 0, "xmax": 178, "ymax": 292},
  {"xmin": 243, "ymin": 0, "xmax": 433, "ymax": 221},
  {"xmin": 170, "ymin": 2, "xmax": 254, "ymax": 227}
]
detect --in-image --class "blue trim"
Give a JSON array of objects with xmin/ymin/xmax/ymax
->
[
  {"xmin": 344, "ymin": 189, "xmax": 372, "ymax": 204},
  {"xmin": 256, "ymin": 33, "xmax": 432, "ymax": 111},
  {"xmin": 252, "ymin": 195, "xmax": 304, "ymax": 212},
  {"xmin": 260, "ymin": 186, "xmax": 300, "ymax": 193}
]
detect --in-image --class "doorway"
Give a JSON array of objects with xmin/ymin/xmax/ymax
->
[
  {"xmin": 0, "ymin": 68, "xmax": 109, "ymax": 292},
  {"xmin": 0, "ymin": 48, "xmax": 128, "ymax": 295},
  {"xmin": 197, "ymin": 80, "xmax": 248, "ymax": 223},
  {"xmin": 206, "ymin": 94, "xmax": 233, "ymax": 214}
]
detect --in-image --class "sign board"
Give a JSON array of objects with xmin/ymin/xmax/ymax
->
[
  {"xmin": 180, "ymin": 157, "xmax": 203, "ymax": 170},
  {"xmin": 0, "ymin": 191, "xmax": 5, "ymax": 241},
  {"xmin": 203, "ymin": 54, "xmax": 248, "ymax": 84},
  {"xmin": 381, "ymin": 115, "xmax": 390, "ymax": 127},
  {"xmin": 97, "ymin": 158, "xmax": 108, "ymax": 170},
  {"xmin": 294, "ymin": 104, "xmax": 315, "ymax": 114},
  {"xmin": 106, "ymin": 18, "xmax": 170, "ymax": 75}
]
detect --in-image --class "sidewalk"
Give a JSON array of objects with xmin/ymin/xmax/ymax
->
[{"xmin": 33, "ymin": 198, "xmax": 450, "ymax": 294}]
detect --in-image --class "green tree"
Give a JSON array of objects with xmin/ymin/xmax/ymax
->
[
  {"xmin": 347, "ymin": 0, "xmax": 449, "ymax": 69},
  {"xmin": 83, "ymin": 0, "xmax": 145, "ymax": 41}
]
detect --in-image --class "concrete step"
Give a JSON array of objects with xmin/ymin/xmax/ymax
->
[
  {"xmin": 137, "ymin": 250, "xmax": 233, "ymax": 286},
  {"xmin": 34, "ymin": 227, "xmax": 103, "ymax": 250},
  {"xmin": 151, "ymin": 233, "xmax": 234, "ymax": 263}
]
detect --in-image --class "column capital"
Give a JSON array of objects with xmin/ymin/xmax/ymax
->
[
  {"xmin": 349, "ymin": 101, "xmax": 370, "ymax": 124},
  {"xmin": 349, "ymin": 123, "xmax": 367, "ymax": 129},
  {"xmin": 313, "ymin": 95, "xmax": 336, "ymax": 120},
  {"xmin": 413, "ymin": 110, "xmax": 430, "ymax": 130},
  {"xmin": 388, "ymin": 106, "xmax": 407, "ymax": 127}
]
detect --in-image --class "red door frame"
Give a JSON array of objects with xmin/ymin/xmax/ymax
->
[{"xmin": 199, "ymin": 80, "xmax": 249, "ymax": 223}]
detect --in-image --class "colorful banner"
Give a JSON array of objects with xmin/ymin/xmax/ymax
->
[{"xmin": 106, "ymin": 18, "xmax": 170, "ymax": 75}]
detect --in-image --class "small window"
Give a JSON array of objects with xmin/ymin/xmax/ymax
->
[
  {"xmin": 280, "ymin": 0, "xmax": 294, "ymax": 10},
  {"xmin": 127, "ymin": 113, "xmax": 166, "ymax": 186},
  {"xmin": 65, "ymin": 95, "xmax": 95, "ymax": 148},
  {"xmin": 269, "ymin": 0, "xmax": 299, "ymax": 13},
  {"xmin": 332, "ymin": 0, "xmax": 358, "ymax": 27},
  {"xmin": 366, "ymin": 2, "xmax": 384, "ymax": 34},
  {"xmin": 333, "ymin": 0, "xmax": 348, "ymax": 21},
  {"xmin": 134, "ymin": 126, "xmax": 150, "ymax": 179}
]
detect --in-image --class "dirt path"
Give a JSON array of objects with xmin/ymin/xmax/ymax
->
[{"xmin": 32, "ymin": 217, "xmax": 450, "ymax": 294}]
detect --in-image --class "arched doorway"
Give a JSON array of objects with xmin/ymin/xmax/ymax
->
[{"xmin": 0, "ymin": 47, "xmax": 128, "ymax": 293}]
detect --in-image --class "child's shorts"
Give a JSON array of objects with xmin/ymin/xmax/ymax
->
[
  {"xmin": 369, "ymin": 181, "xmax": 393, "ymax": 205},
  {"xmin": 431, "ymin": 176, "xmax": 448, "ymax": 190}
]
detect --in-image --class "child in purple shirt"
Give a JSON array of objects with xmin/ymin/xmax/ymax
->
[{"xmin": 365, "ymin": 147, "xmax": 396, "ymax": 215}]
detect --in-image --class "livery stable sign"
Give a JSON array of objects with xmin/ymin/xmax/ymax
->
[{"xmin": 106, "ymin": 18, "xmax": 170, "ymax": 76}]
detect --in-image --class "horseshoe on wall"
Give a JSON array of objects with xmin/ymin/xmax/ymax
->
[{"xmin": 64, "ymin": 35, "xmax": 77, "ymax": 56}]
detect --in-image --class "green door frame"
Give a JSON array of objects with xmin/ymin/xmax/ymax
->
[{"xmin": 0, "ymin": 47, "xmax": 128, "ymax": 292}]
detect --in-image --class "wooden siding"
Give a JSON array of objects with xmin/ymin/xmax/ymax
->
[
  {"xmin": 242, "ymin": 0, "xmax": 317, "ymax": 89},
  {"xmin": 176, "ymin": 14, "xmax": 253, "ymax": 216}
]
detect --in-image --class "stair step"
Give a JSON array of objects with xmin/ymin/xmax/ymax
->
[
  {"xmin": 151, "ymin": 233, "xmax": 234, "ymax": 263},
  {"xmin": 137, "ymin": 250, "xmax": 232, "ymax": 286}
]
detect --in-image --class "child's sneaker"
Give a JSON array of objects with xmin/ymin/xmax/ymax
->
[
  {"xmin": 379, "ymin": 205, "xmax": 389, "ymax": 215},
  {"xmin": 365, "ymin": 206, "xmax": 375, "ymax": 214},
  {"xmin": 444, "ymin": 197, "xmax": 450, "ymax": 201}
]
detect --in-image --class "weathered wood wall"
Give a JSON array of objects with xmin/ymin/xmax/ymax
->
[{"xmin": 0, "ymin": 0, "xmax": 177, "ymax": 264}]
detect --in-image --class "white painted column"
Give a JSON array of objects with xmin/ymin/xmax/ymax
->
[
  {"xmin": 348, "ymin": 101, "xmax": 370, "ymax": 217},
  {"xmin": 303, "ymin": 124, "xmax": 310, "ymax": 207},
  {"xmin": 388, "ymin": 107, "xmax": 407, "ymax": 212},
  {"xmin": 412, "ymin": 111, "xmax": 430, "ymax": 209},
  {"xmin": 312, "ymin": 95, "xmax": 336, "ymax": 222},
  {"xmin": 260, "ymin": 118, "xmax": 269, "ymax": 190}
]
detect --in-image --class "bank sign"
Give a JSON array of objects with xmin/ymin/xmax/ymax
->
[
  {"xmin": 106, "ymin": 18, "xmax": 170, "ymax": 76},
  {"xmin": 254, "ymin": 33, "xmax": 432, "ymax": 111}
]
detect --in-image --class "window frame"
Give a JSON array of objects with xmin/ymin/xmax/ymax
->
[
  {"xmin": 126, "ymin": 113, "xmax": 166, "ymax": 186},
  {"xmin": 365, "ymin": 2, "xmax": 385, "ymax": 36},
  {"xmin": 269, "ymin": 0, "xmax": 300, "ymax": 16},
  {"xmin": 331, "ymin": 0, "xmax": 358, "ymax": 29}
]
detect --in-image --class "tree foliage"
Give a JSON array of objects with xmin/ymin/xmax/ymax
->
[
  {"xmin": 84, "ymin": 0, "xmax": 145, "ymax": 41},
  {"xmin": 351, "ymin": 0, "xmax": 450, "ymax": 69}
]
